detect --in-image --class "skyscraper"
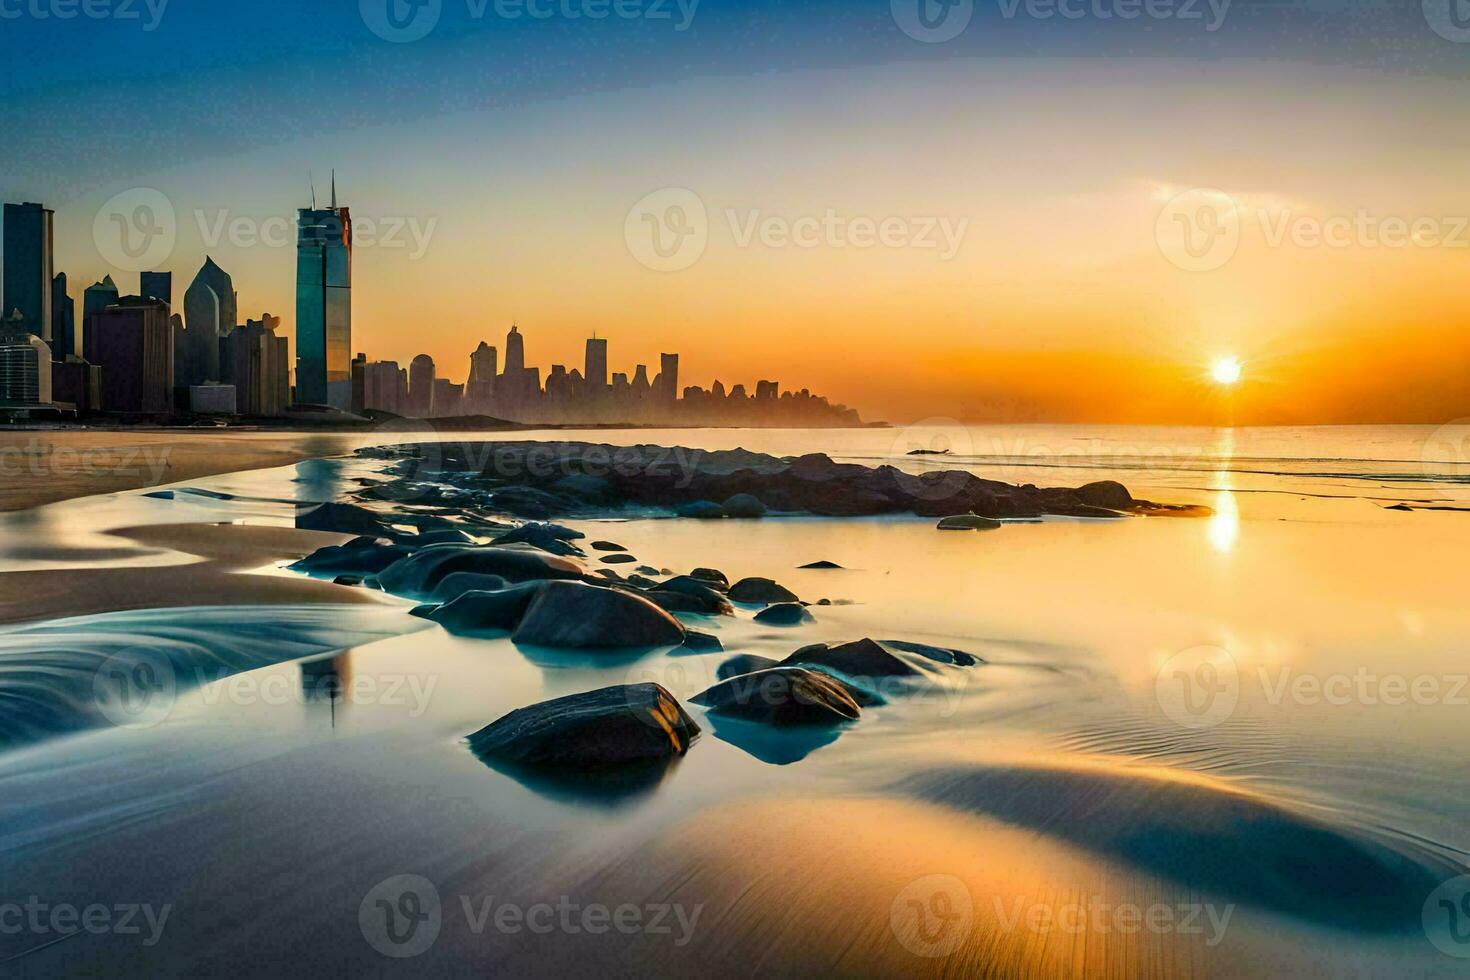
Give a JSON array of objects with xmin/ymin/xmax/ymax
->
[
  {"xmin": 409, "ymin": 354, "xmax": 436, "ymax": 418},
  {"xmin": 504, "ymin": 324, "xmax": 524, "ymax": 375},
  {"xmin": 467, "ymin": 341, "xmax": 497, "ymax": 414},
  {"xmin": 85, "ymin": 296, "xmax": 173, "ymax": 414},
  {"xmin": 657, "ymin": 352, "xmax": 679, "ymax": 402},
  {"xmin": 83, "ymin": 275, "xmax": 119, "ymax": 323},
  {"xmin": 221, "ymin": 314, "xmax": 289, "ymax": 417},
  {"xmin": 180, "ymin": 257, "xmax": 235, "ymax": 386},
  {"xmin": 140, "ymin": 271, "xmax": 172, "ymax": 308},
  {"xmin": 51, "ymin": 273, "xmax": 75, "ymax": 360},
  {"xmin": 584, "ymin": 336, "xmax": 608, "ymax": 391},
  {"xmin": 3, "ymin": 202, "xmax": 54, "ymax": 341},
  {"xmin": 296, "ymin": 176, "xmax": 352, "ymax": 408}
]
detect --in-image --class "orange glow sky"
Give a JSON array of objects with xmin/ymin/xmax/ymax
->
[{"xmin": 37, "ymin": 58, "xmax": 1470, "ymax": 425}]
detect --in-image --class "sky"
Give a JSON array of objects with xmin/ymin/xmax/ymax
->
[{"xmin": 2, "ymin": 0, "xmax": 1469, "ymax": 424}]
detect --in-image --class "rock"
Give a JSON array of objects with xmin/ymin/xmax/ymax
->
[
  {"xmin": 422, "ymin": 583, "xmax": 547, "ymax": 634},
  {"xmin": 1075, "ymin": 480, "xmax": 1135, "ymax": 510},
  {"xmin": 144, "ymin": 490, "xmax": 175, "ymax": 500},
  {"xmin": 297, "ymin": 502, "xmax": 393, "ymax": 537},
  {"xmin": 676, "ymin": 500, "xmax": 726, "ymax": 519},
  {"xmin": 488, "ymin": 487, "xmax": 579, "ymax": 520},
  {"xmin": 799, "ymin": 560, "xmax": 844, "ymax": 569},
  {"xmin": 692, "ymin": 668, "xmax": 861, "ymax": 726},
  {"xmin": 493, "ymin": 522, "xmax": 586, "ymax": 556},
  {"xmin": 754, "ymin": 603, "xmax": 815, "ymax": 627},
  {"xmin": 636, "ymin": 565, "xmax": 661, "ymax": 575},
  {"xmin": 333, "ymin": 575, "xmax": 363, "ymax": 587},
  {"xmin": 591, "ymin": 541, "xmax": 627, "ymax": 552},
  {"xmin": 642, "ymin": 590, "xmax": 715, "ymax": 616},
  {"xmin": 817, "ymin": 598, "xmax": 832, "ymax": 606},
  {"xmin": 467, "ymin": 683, "xmax": 700, "ymax": 768},
  {"xmin": 721, "ymin": 493, "xmax": 767, "ymax": 519},
  {"xmin": 882, "ymin": 639, "xmax": 982, "ymax": 667},
  {"xmin": 717, "ymin": 654, "xmax": 780, "ymax": 681},
  {"xmin": 627, "ymin": 574, "xmax": 660, "ymax": 589},
  {"xmin": 689, "ymin": 568, "xmax": 729, "ymax": 590},
  {"xmin": 512, "ymin": 581, "xmax": 686, "ymax": 649},
  {"xmin": 937, "ymin": 513, "xmax": 1003, "ymax": 531},
  {"xmin": 290, "ymin": 541, "xmax": 414, "ymax": 578},
  {"xmin": 415, "ymin": 529, "xmax": 475, "ymax": 546},
  {"xmin": 594, "ymin": 569, "xmax": 623, "ymax": 581},
  {"xmin": 429, "ymin": 572, "xmax": 513, "ymax": 603},
  {"xmin": 680, "ymin": 630, "xmax": 724, "ymax": 653},
  {"xmin": 784, "ymin": 638, "xmax": 926, "ymax": 678},
  {"xmin": 655, "ymin": 576, "xmax": 735, "ymax": 615},
  {"xmin": 377, "ymin": 545, "xmax": 584, "ymax": 598},
  {"xmin": 907, "ymin": 448, "xmax": 952, "ymax": 456},
  {"xmin": 728, "ymin": 577, "xmax": 799, "ymax": 604},
  {"xmin": 601, "ymin": 554, "xmax": 639, "ymax": 565}
]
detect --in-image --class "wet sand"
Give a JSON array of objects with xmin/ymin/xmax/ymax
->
[
  {"xmin": 0, "ymin": 523, "xmax": 390, "ymax": 627},
  {"xmin": 0, "ymin": 430, "xmax": 365, "ymax": 513}
]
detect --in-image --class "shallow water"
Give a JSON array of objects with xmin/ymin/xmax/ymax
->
[{"xmin": 1, "ymin": 424, "xmax": 1468, "ymax": 976}]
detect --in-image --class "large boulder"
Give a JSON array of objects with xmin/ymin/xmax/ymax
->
[
  {"xmin": 727, "ymin": 577, "xmax": 799, "ymax": 604},
  {"xmin": 493, "ymin": 522, "xmax": 586, "ymax": 556},
  {"xmin": 467, "ymin": 683, "xmax": 700, "ymax": 767},
  {"xmin": 754, "ymin": 603, "xmax": 815, "ymax": 627},
  {"xmin": 689, "ymin": 568, "xmax": 729, "ymax": 590},
  {"xmin": 1075, "ymin": 480, "xmax": 1135, "ymax": 510},
  {"xmin": 882, "ymin": 639, "xmax": 983, "ymax": 667},
  {"xmin": 722, "ymin": 493, "xmax": 767, "ymax": 519},
  {"xmin": 692, "ymin": 667, "xmax": 862, "ymax": 726},
  {"xmin": 783, "ymin": 638, "xmax": 926, "ymax": 678},
  {"xmin": 717, "ymin": 654, "xmax": 780, "ymax": 680},
  {"xmin": 937, "ymin": 514, "xmax": 1003, "ymax": 531},
  {"xmin": 290, "ymin": 540, "xmax": 414, "ymax": 578},
  {"xmin": 513, "ymin": 581, "xmax": 686, "ymax": 649},
  {"xmin": 296, "ymin": 501, "xmax": 395, "ymax": 537},
  {"xmin": 429, "ymin": 572, "xmax": 512, "ymax": 603},
  {"xmin": 377, "ymin": 545, "xmax": 584, "ymax": 598},
  {"xmin": 676, "ymin": 500, "xmax": 725, "ymax": 519},
  {"xmin": 418, "ymin": 583, "xmax": 546, "ymax": 634},
  {"xmin": 655, "ymin": 576, "xmax": 735, "ymax": 615}
]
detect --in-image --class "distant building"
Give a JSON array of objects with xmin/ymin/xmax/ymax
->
[
  {"xmin": 362, "ymin": 360, "xmax": 407, "ymax": 415},
  {"xmin": 467, "ymin": 341, "xmax": 497, "ymax": 413},
  {"xmin": 82, "ymin": 275, "xmax": 119, "ymax": 324},
  {"xmin": 409, "ymin": 354, "xmax": 435, "ymax": 417},
  {"xmin": 0, "ymin": 317, "xmax": 52, "ymax": 405},
  {"xmin": 84, "ymin": 296, "xmax": 173, "ymax": 414},
  {"xmin": 221, "ymin": 314, "xmax": 289, "ymax": 417},
  {"xmin": 351, "ymin": 353, "xmax": 367, "ymax": 415},
  {"xmin": 52, "ymin": 356, "xmax": 101, "ymax": 414},
  {"xmin": 139, "ymin": 271, "xmax": 172, "ymax": 308},
  {"xmin": 584, "ymin": 336, "xmax": 608, "ymax": 391},
  {"xmin": 656, "ymin": 352, "xmax": 678, "ymax": 402},
  {"xmin": 189, "ymin": 383, "xmax": 237, "ymax": 415},
  {"xmin": 180, "ymin": 257, "xmax": 235, "ymax": 387},
  {"xmin": 51, "ymin": 273, "xmax": 75, "ymax": 360},
  {"xmin": 296, "ymin": 177, "xmax": 352, "ymax": 408},
  {"xmin": 503, "ymin": 324, "xmax": 525, "ymax": 375},
  {"xmin": 2, "ymin": 202, "xmax": 54, "ymax": 341},
  {"xmin": 432, "ymin": 378, "xmax": 463, "ymax": 417}
]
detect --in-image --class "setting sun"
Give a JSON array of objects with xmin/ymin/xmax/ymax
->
[{"xmin": 1211, "ymin": 356, "xmax": 1244, "ymax": 386}]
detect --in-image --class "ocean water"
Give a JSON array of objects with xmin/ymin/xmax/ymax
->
[{"xmin": 1, "ymin": 424, "xmax": 1468, "ymax": 977}]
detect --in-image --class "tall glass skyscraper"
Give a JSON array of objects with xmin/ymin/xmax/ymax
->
[
  {"xmin": 3, "ymin": 202, "xmax": 54, "ymax": 341},
  {"xmin": 295, "ymin": 179, "xmax": 352, "ymax": 407}
]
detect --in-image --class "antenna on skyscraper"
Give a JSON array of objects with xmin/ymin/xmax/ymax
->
[
  {"xmin": 331, "ymin": 170, "xmax": 337, "ymax": 210},
  {"xmin": 308, "ymin": 171, "xmax": 317, "ymax": 210}
]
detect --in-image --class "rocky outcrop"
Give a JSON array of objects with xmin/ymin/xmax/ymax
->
[
  {"xmin": 692, "ymin": 667, "xmax": 862, "ymax": 726},
  {"xmin": 512, "ymin": 581, "xmax": 686, "ymax": 649},
  {"xmin": 415, "ymin": 583, "xmax": 546, "ymax": 634},
  {"xmin": 727, "ymin": 577, "xmax": 799, "ymax": 604},
  {"xmin": 937, "ymin": 514, "xmax": 1002, "ymax": 531},
  {"xmin": 754, "ymin": 603, "xmax": 814, "ymax": 626},
  {"xmin": 376, "ymin": 545, "xmax": 584, "ymax": 598},
  {"xmin": 467, "ymin": 683, "xmax": 700, "ymax": 767}
]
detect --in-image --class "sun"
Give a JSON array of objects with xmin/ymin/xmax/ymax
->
[{"xmin": 1210, "ymin": 356, "xmax": 1243, "ymax": 386}]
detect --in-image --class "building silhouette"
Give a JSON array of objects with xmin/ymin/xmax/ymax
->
[
  {"xmin": 466, "ymin": 341, "xmax": 497, "ymax": 413},
  {"xmin": 140, "ymin": 271, "xmax": 172, "ymax": 308},
  {"xmin": 83, "ymin": 275, "xmax": 119, "ymax": 326},
  {"xmin": 0, "ymin": 313, "xmax": 52, "ymax": 405},
  {"xmin": 296, "ymin": 176, "xmax": 352, "ymax": 408},
  {"xmin": 221, "ymin": 314, "xmax": 289, "ymax": 417},
  {"xmin": 3, "ymin": 202, "xmax": 54, "ymax": 341},
  {"xmin": 362, "ymin": 360, "xmax": 408, "ymax": 415},
  {"xmin": 85, "ymin": 296, "xmax": 173, "ymax": 414},
  {"xmin": 180, "ymin": 257, "xmax": 236, "ymax": 387},
  {"xmin": 409, "ymin": 354, "xmax": 436, "ymax": 417},
  {"xmin": 51, "ymin": 273, "xmax": 75, "ymax": 360},
  {"xmin": 585, "ymin": 336, "xmax": 608, "ymax": 392}
]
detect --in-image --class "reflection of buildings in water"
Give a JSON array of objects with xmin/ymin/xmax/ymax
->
[{"xmin": 301, "ymin": 652, "xmax": 353, "ymax": 726}]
